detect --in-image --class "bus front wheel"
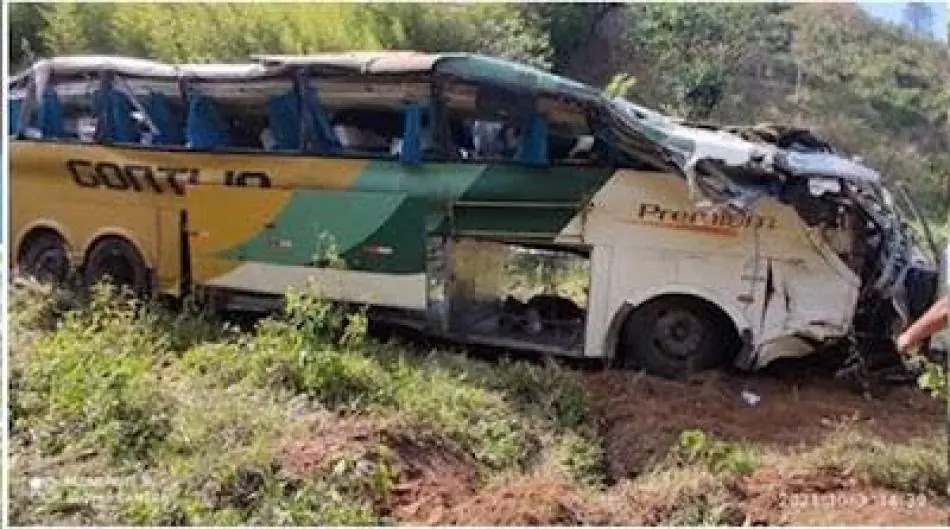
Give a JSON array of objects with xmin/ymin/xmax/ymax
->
[
  {"xmin": 619, "ymin": 296, "xmax": 737, "ymax": 379},
  {"xmin": 83, "ymin": 237, "xmax": 151, "ymax": 298},
  {"xmin": 19, "ymin": 232, "xmax": 72, "ymax": 285}
]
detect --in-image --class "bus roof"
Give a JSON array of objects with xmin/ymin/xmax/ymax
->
[
  {"xmin": 253, "ymin": 51, "xmax": 604, "ymax": 102},
  {"xmin": 10, "ymin": 55, "xmax": 178, "ymax": 86}
]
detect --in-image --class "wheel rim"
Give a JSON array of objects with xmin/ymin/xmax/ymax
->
[
  {"xmin": 650, "ymin": 307, "xmax": 705, "ymax": 360},
  {"xmin": 31, "ymin": 247, "xmax": 69, "ymax": 284}
]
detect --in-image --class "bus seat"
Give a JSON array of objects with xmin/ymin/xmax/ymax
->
[
  {"xmin": 298, "ymin": 73, "xmax": 341, "ymax": 154},
  {"xmin": 400, "ymin": 103, "xmax": 423, "ymax": 164},
  {"xmin": 185, "ymin": 91, "xmax": 230, "ymax": 150},
  {"xmin": 143, "ymin": 92, "xmax": 183, "ymax": 145},
  {"xmin": 515, "ymin": 113, "xmax": 548, "ymax": 166},
  {"xmin": 8, "ymin": 99, "xmax": 22, "ymax": 135},
  {"xmin": 95, "ymin": 88, "xmax": 139, "ymax": 143},
  {"xmin": 266, "ymin": 90, "xmax": 300, "ymax": 150},
  {"xmin": 38, "ymin": 85, "xmax": 65, "ymax": 139}
]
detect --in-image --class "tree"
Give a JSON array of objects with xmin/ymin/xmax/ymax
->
[
  {"xmin": 9, "ymin": 3, "xmax": 52, "ymax": 71},
  {"xmin": 627, "ymin": 3, "xmax": 792, "ymax": 119}
]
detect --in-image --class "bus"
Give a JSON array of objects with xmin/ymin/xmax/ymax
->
[{"xmin": 7, "ymin": 52, "xmax": 942, "ymax": 379}]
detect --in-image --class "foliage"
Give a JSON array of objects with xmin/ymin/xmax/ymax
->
[
  {"xmin": 626, "ymin": 3, "xmax": 793, "ymax": 119},
  {"xmin": 10, "ymin": 282, "xmax": 605, "ymax": 525},
  {"xmin": 604, "ymin": 73, "xmax": 637, "ymax": 99},
  {"xmin": 916, "ymin": 357, "xmax": 947, "ymax": 400}
]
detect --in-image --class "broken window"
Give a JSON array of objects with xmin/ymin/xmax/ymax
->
[
  {"xmin": 317, "ymin": 76, "xmax": 434, "ymax": 160},
  {"xmin": 441, "ymin": 81, "xmax": 526, "ymax": 162},
  {"xmin": 11, "ymin": 74, "xmax": 98, "ymax": 142},
  {"xmin": 445, "ymin": 238, "xmax": 590, "ymax": 354},
  {"xmin": 440, "ymin": 80, "xmax": 610, "ymax": 167},
  {"xmin": 177, "ymin": 75, "xmax": 297, "ymax": 152}
]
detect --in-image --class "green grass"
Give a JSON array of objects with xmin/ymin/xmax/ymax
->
[
  {"xmin": 10, "ymin": 279, "xmax": 947, "ymax": 525},
  {"xmin": 9, "ymin": 280, "xmax": 606, "ymax": 525}
]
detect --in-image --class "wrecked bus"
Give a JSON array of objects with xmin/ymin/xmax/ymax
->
[{"xmin": 7, "ymin": 53, "xmax": 942, "ymax": 379}]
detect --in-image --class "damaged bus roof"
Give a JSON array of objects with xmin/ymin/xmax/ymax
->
[
  {"xmin": 9, "ymin": 53, "xmax": 888, "ymax": 193},
  {"xmin": 252, "ymin": 51, "xmax": 604, "ymax": 102},
  {"xmin": 10, "ymin": 56, "xmax": 178, "ymax": 87}
]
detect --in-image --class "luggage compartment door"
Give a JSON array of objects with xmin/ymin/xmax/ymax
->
[{"xmin": 185, "ymin": 185, "xmax": 429, "ymax": 310}]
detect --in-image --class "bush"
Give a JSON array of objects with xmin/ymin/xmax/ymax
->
[{"xmin": 11, "ymin": 281, "xmax": 605, "ymax": 524}]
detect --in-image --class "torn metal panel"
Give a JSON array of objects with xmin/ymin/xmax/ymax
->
[{"xmin": 607, "ymin": 96, "xmax": 939, "ymax": 366}]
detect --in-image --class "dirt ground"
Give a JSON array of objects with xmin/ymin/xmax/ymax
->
[
  {"xmin": 584, "ymin": 368, "xmax": 944, "ymax": 479},
  {"xmin": 281, "ymin": 366, "xmax": 947, "ymax": 525},
  {"xmin": 585, "ymin": 369, "xmax": 947, "ymax": 525}
]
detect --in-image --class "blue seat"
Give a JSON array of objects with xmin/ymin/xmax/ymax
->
[
  {"xmin": 185, "ymin": 91, "xmax": 231, "ymax": 149},
  {"xmin": 38, "ymin": 85, "xmax": 65, "ymax": 139},
  {"xmin": 94, "ymin": 88, "xmax": 139, "ymax": 143},
  {"xmin": 143, "ymin": 92, "xmax": 183, "ymax": 145},
  {"xmin": 400, "ymin": 103, "xmax": 424, "ymax": 164},
  {"xmin": 298, "ymin": 71, "xmax": 341, "ymax": 154},
  {"xmin": 8, "ymin": 99, "xmax": 22, "ymax": 135},
  {"xmin": 266, "ymin": 90, "xmax": 300, "ymax": 150},
  {"xmin": 515, "ymin": 113, "xmax": 548, "ymax": 166}
]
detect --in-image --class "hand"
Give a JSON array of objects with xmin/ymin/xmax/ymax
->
[
  {"xmin": 895, "ymin": 333, "xmax": 913, "ymax": 355},
  {"xmin": 894, "ymin": 333, "xmax": 910, "ymax": 355}
]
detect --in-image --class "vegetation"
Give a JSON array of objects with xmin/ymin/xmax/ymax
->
[
  {"xmin": 11, "ymin": 281, "xmax": 947, "ymax": 525},
  {"xmin": 9, "ymin": 282, "xmax": 605, "ymax": 525}
]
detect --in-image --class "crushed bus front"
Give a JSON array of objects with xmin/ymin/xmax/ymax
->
[{"xmin": 607, "ymin": 97, "xmax": 942, "ymax": 378}]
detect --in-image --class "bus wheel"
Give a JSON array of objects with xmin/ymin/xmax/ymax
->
[
  {"xmin": 19, "ymin": 232, "xmax": 72, "ymax": 285},
  {"xmin": 83, "ymin": 237, "xmax": 151, "ymax": 298},
  {"xmin": 620, "ymin": 296, "xmax": 735, "ymax": 379}
]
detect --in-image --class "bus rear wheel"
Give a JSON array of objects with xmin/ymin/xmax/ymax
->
[
  {"xmin": 619, "ymin": 296, "xmax": 736, "ymax": 379},
  {"xmin": 83, "ymin": 237, "xmax": 151, "ymax": 298},
  {"xmin": 19, "ymin": 232, "xmax": 71, "ymax": 285}
]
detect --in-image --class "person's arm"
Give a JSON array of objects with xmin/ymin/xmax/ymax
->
[{"xmin": 896, "ymin": 295, "xmax": 949, "ymax": 354}]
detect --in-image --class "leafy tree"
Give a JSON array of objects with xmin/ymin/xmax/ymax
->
[
  {"xmin": 9, "ymin": 3, "xmax": 52, "ymax": 71},
  {"xmin": 626, "ymin": 3, "xmax": 792, "ymax": 119},
  {"xmin": 522, "ymin": 3, "xmax": 624, "ymax": 72},
  {"xmin": 353, "ymin": 4, "xmax": 551, "ymax": 69}
]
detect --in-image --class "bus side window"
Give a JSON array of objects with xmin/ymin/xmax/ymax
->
[
  {"xmin": 37, "ymin": 80, "xmax": 101, "ymax": 142},
  {"xmin": 541, "ymin": 98, "xmax": 607, "ymax": 167},
  {"xmin": 441, "ymin": 82, "xmax": 534, "ymax": 163},
  {"xmin": 331, "ymin": 107, "xmax": 402, "ymax": 157}
]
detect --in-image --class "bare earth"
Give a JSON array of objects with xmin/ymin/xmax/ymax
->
[{"xmin": 281, "ymin": 367, "xmax": 947, "ymax": 525}]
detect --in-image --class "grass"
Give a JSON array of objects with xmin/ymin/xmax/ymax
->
[
  {"xmin": 9, "ymin": 279, "xmax": 948, "ymax": 525},
  {"xmin": 9, "ymin": 280, "xmax": 606, "ymax": 525}
]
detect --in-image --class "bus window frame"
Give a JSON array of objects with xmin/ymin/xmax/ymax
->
[
  {"xmin": 11, "ymin": 63, "xmax": 615, "ymax": 171},
  {"xmin": 431, "ymin": 74, "xmax": 615, "ymax": 170}
]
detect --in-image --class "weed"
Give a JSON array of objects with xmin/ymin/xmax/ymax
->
[{"xmin": 674, "ymin": 429, "xmax": 758, "ymax": 477}]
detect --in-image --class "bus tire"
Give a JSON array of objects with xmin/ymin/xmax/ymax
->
[
  {"xmin": 619, "ymin": 296, "xmax": 737, "ymax": 379},
  {"xmin": 83, "ymin": 236, "xmax": 151, "ymax": 298},
  {"xmin": 18, "ymin": 231, "xmax": 72, "ymax": 286}
]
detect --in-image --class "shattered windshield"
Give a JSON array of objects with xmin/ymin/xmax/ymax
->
[{"xmin": 608, "ymin": 95, "xmax": 883, "ymax": 186}]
